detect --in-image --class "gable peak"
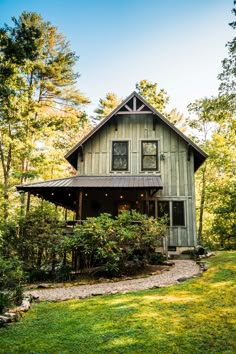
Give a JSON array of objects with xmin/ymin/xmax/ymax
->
[{"xmin": 117, "ymin": 91, "xmax": 153, "ymax": 115}]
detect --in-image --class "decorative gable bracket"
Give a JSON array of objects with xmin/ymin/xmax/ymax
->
[{"xmin": 117, "ymin": 96, "xmax": 153, "ymax": 115}]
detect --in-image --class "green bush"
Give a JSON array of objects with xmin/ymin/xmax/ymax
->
[
  {"xmin": 68, "ymin": 211, "xmax": 167, "ymax": 276},
  {"xmin": 148, "ymin": 252, "xmax": 165, "ymax": 265},
  {"xmin": 19, "ymin": 205, "xmax": 66, "ymax": 279},
  {"xmin": 0, "ymin": 256, "xmax": 24, "ymax": 313}
]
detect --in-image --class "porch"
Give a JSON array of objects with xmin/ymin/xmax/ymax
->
[{"xmin": 17, "ymin": 175, "xmax": 163, "ymax": 219}]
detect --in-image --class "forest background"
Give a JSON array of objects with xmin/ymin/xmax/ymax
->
[{"xmin": 0, "ymin": 2, "xmax": 235, "ymax": 304}]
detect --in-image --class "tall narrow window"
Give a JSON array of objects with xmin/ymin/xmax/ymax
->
[
  {"xmin": 112, "ymin": 141, "xmax": 128, "ymax": 171},
  {"xmin": 172, "ymin": 201, "xmax": 185, "ymax": 226},
  {"xmin": 157, "ymin": 201, "xmax": 170, "ymax": 226},
  {"xmin": 142, "ymin": 141, "xmax": 158, "ymax": 170}
]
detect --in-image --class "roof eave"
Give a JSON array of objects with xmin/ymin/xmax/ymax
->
[{"xmin": 65, "ymin": 91, "xmax": 208, "ymax": 169}]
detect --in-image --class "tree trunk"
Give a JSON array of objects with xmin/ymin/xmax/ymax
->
[
  {"xmin": 0, "ymin": 138, "xmax": 12, "ymax": 222},
  {"xmin": 197, "ymin": 163, "xmax": 207, "ymax": 244}
]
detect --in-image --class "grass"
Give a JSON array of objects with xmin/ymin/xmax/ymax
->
[{"xmin": 0, "ymin": 251, "xmax": 235, "ymax": 353}]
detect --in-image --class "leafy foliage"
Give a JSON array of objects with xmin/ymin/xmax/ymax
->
[
  {"xmin": 136, "ymin": 79, "xmax": 169, "ymax": 113},
  {"xmin": 94, "ymin": 92, "xmax": 121, "ymax": 121},
  {"xmin": 65, "ymin": 211, "xmax": 167, "ymax": 276},
  {"xmin": 0, "ymin": 11, "xmax": 89, "ymax": 221},
  {"xmin": 0, "ymin": 256, "xmax": 24, "ymax": 313},
  {"xmin": 18, "ymin": 204, "xmax": 67, "ymax": 280}
]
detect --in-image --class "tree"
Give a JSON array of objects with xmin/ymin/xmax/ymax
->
[
  {"xmin": 167, "ymin": 108, "xmax": 188, "ymax": 133},
  {"xmin": 94, "ymin": 92, "xmax": 121, "ymax": 121},
  {"xmin": 0, "ymin": 12, "xmax": 89, "ymax": 220},
  {"xmin": 188, "ymin": 95, "xmax": 235, "ymax": 247},
  {"xmin": 135, "ymin": 79, "xmax": 169, "ymax": 113},
  {"xmin": 218, "ymin": 1, "xmax": 236, "ymax": 95},
  {"xmin": 187, "ymin": 3, "xmax": 236, "ymax": 248}
]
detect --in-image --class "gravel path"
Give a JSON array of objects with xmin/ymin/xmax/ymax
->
[{"xmin": 26, "ymin": 260, "xmax": 200, "ymax": 302}]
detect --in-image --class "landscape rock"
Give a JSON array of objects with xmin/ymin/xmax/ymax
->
[
  {"xmin": 176, "ymin": 276, "xmax": 189, "ymax": 283},
  {"xmin": 25, "ymin": 260, "xmax": 201, "ymax": 302},
  {"xmin": 0, "ymin": 315, "xmax": 10, "ymax": 326},
  {"xmin": 162, "ymin": 261, "xmax": 175, "ymax": 266}
]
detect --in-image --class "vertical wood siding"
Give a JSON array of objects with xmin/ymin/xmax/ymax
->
[{"xmin": 77, "ymin": 113, "xmax": 197, "ymax": 247}]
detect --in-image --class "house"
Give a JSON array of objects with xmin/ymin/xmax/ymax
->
[{"xmin": 17, "ymin": 92, "xmax": 207, "ymax": 253}]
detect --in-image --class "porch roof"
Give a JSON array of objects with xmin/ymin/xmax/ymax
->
[
  {"xmin": 17, "ymin": 175, "xmax": 163, "ymax": 210},
  {"xmin": 17, "ymin": 175, "xmax": 163, "ymax": 190}
]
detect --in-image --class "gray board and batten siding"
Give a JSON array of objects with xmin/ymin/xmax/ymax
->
[
  {"xmin": 17, "ymin": 92, "xmax": 207, "ymax": 249},
  {"xmin": 75, "ymin": 111, "xmax": 198, "ymax": 248}
]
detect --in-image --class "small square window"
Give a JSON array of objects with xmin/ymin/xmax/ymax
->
[
  {"xmin": 142, "ymin": 141, "xmax": 158, "ymax": 170},
  {"xmin": 112, "ymin": 141, "xmax": 128, "ymax": 171}
]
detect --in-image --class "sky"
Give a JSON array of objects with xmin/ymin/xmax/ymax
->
[{"xmin": 0, "ymin": 0, "xmax": 234, "ymax": 117}]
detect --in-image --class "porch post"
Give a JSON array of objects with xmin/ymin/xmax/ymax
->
[
  {"xmin": 76, "ymin": 190, "xmax": 83, "ymax": 221},
  {"xmin": 26, "ymin": 192, "xmax": 31, "ymax": 214},
  {"xmin": 64, "ymin": 208, "xmax": 68, "ymax": 221}
]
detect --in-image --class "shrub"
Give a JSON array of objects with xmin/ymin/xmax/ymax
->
[
  {"xmin": 0, "ymin": 256, "xmax": 24, "ymax": 313},
  {"xmin": 70, "ymin": 211, "xmax": 167, "ymax": 276},
  {"xmin": 19, "ymin": 204, "xmax": 66, "ymax": 278}
]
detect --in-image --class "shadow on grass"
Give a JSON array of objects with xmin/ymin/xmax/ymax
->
[{"xmin": 0, "ymin": 251, "xmax": 235, "ymax": 353}]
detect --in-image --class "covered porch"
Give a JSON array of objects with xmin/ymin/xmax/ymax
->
[{"xmin": 17, "ymin": 175, "xmax": 163, "ymax": 220}]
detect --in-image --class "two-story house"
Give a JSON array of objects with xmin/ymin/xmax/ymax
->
[{"xmin": 17, "ymin": 92, "xmax": 207, "ymax": 252}]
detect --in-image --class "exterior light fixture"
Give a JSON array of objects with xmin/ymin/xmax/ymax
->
[
  {"xmin": 85, "ymin": 193, "xmax": 88, "ymax": 197},
  {"xmin": 160, "ymin": 153, "xmax": 165, "ymax": 160},
  {"xmin": 120, "ymin": 195, "xmax": 123, "ymax": 199},
  {"xmin": 105, "ymin": 193, "xmax": 108, "ymax": 197},
  {"xmin": 140, "ymin": 193, "xmax": 144, "ymax": 197}
]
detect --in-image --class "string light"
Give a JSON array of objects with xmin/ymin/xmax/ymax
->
[
  {"xmin": 120, "ymin": 195, "xmax": 123, "ymax": 199},
  {"xmin": 140, "ymin": 193, "xmax": 144, "ymax": 197}
]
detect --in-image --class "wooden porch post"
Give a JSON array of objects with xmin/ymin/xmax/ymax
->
[
  {"xmin": 76, "ymin": 190, "xmax": 83, "ymax": 221},
  {"xmin": 26, "ymin": 192, "xmax": 31, "ymax": 214}
]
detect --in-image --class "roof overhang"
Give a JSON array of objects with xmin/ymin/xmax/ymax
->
[
  {"xmin": 17, "ymin": 175, "xmax": 163, "ymax": 210},
  {"xmin": 65, "ymin": 91, "xmax": 208, "ymax": 171}
]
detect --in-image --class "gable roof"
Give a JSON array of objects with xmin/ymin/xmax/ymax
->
[{"xmin": 65, "ymin": 91, "xmax": 207, "ymax": 171}]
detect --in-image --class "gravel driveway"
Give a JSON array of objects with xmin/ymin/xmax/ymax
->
[{"xmin": 26, "ymin": 260, "xmax": 200, "ymax": 302}]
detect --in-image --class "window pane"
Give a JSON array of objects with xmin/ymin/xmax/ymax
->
[
  {"xmin": 142, "ymin": 142, "xmax": 157, "ymax": 155},
  {"xmin": 113, "ymin": 142, "xmax": 127, "ymax": 156},
  {"xmin": 142, "ymin": 141, "xmax": 158, "ymax": 170},
  {"xmin": 113, "ymin": 156, "xmax": 128, "ymax": 170},
  {"xmin": 173, "ymin": 201, "xmax": 185, "ymax": 226},
  {"xmin": 112, "ymin": 141, "xmax": 128, "ymax": 170},
  {"xmin": 143, "ymin": 156, "xmax": 157, "ymax": 169},
  {"xmin": 158, "ymin": 201, "xmax": 170, "ymax": 225}
]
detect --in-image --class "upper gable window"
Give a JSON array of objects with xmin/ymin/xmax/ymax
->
[
  {"xmin": 112, "ymin": 141, "xmax": 128, "ymax": 171},
  {"xmin": 141, "ymin": 141, "xmax": 158, "ymax": 171}
]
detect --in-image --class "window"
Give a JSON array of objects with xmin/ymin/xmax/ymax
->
[
  {"xmin": 172, "ymin": 201, "xmax": 185, "ymax": 226},
  {"xmin": 112, "ymin": 141, "xmax": 128, "ymax": 171},
  {"xmin": 141, "ymin": 141, "xmax": 158, "ymax": 170},
  {"xmin": 157, "ymin": 201, "xmax": 185, "ymax": 227}
]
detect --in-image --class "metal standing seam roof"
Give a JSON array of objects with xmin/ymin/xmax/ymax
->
[{"xmin": 17, "ymin": 175, "xmax": 163, "ymax": 190}]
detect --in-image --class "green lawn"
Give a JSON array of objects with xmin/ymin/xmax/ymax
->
[{"xmin": 0, "ymin": 251, "xmax": 235, "ymax": 354}]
